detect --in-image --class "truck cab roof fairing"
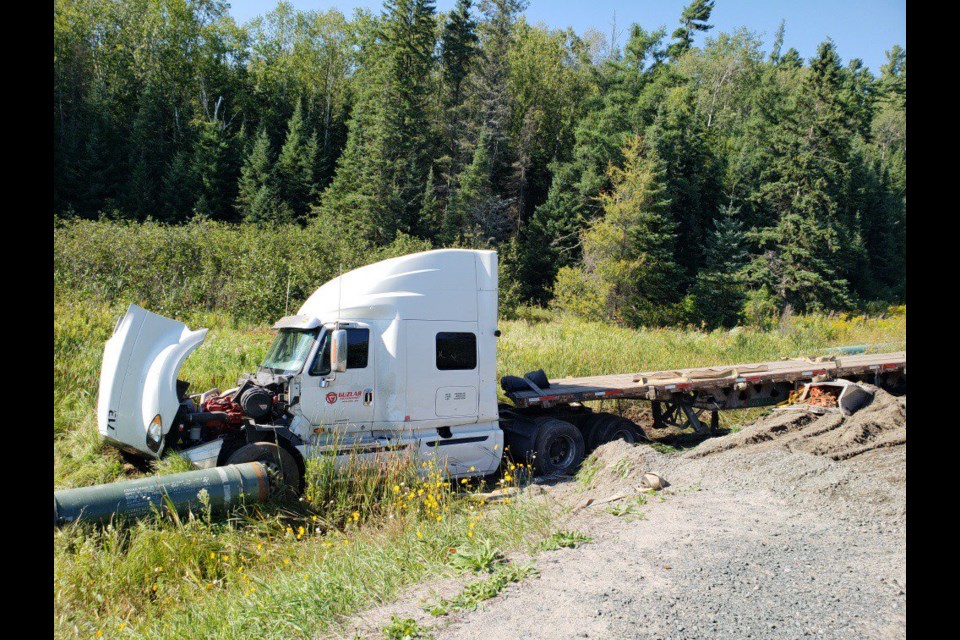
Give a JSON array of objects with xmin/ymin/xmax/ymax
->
[{"xmin": 297, "ymin": 249, "xmax": 496, "ymax": 323}]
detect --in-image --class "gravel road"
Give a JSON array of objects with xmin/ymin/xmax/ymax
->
[
  {"xmin": 348, "ymin": 389, "xmax": 906, "ymax": 640},
  {"xmin": 437, "ymin": 475, "xmax": 905, "ymax": 640}
]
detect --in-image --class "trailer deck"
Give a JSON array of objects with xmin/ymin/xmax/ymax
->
[{"xmin": 505, "ymin": 351, "xmax": 906, "ymax": 434}]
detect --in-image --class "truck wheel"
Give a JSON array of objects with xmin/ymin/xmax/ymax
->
[
  {"xmin": 532, "ymin": 417, "xmax": 585, "ymax": 476},
  {"xmin": 585, "ymin": 413, "xmax": 643, "ymax": 450},
  {"xmin": 227, "ymin": 442, "xmax": 302, "ymax": 496}
]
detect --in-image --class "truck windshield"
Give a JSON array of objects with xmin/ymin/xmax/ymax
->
[{"xmin": 260, "ymin": 329, "xmax": 318, "ymax": 375}]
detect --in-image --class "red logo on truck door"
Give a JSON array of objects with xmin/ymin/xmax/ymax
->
[{"xmin": 326, "ymin": 391, "xmax": 362, "ymax": 404}]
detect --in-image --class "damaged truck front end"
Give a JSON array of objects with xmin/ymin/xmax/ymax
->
[
  {"xmin": 97, "ymin": 304, "xmax": 209, "ymax": 458},
  {"xmin": 97, "ymin": 305, "xmax": 306, "ymax": 483}
]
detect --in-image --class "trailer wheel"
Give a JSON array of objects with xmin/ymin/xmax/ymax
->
[
  {"xmin": 226, "ymin": 442, "xmax": 302, "ymax": 496},
  {"xmin": 584, "ymin": 413, "xmax": 643, "ymax": 451},
  {"xmin": 597, "ymin": 415, "xmax": 643, "ymax": 449},
  {"xmin": 532, "ymin": 417, "xmax": 584, "ymax": 476}
]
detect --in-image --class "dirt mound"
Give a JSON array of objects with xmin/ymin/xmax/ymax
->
[
  {"xmin": 689, "ymin": 387, "xmax": 906, "ymax": 461},
  {"xmin": 576, "ymin": 389, "xmax": 907, "ymax": 525},
  {"xmin": 580, "ymin": 439, "xmax": 657, "ymax": 490}
]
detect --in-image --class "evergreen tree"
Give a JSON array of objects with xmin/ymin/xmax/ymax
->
[
  {"xmin": 769, "ymin": 20, "xmax": 785, "ymax": 63},
  {"xmin": 470, "ymin": 0, "xmax": 527, "ymax": 238},
  {"xmin": 667, "ymin": 0, "xmax": 715, "ymax": 59},
  {"xmin": 277, "ymin": 100, "xmax": 319, "ymax": 218},
  {"xmin": 518, "ymin": 24, "xmax": 667, "ymax": 303},
  {"xmin": 743, "ymin": 41, "xmax": 856, "ymax": 312},
  {"xmin": 647, "ymin": 85, "xmax": 722, "ymax": 281},
  {"xmin": 237, "ymin": 128, "xmax": 290, "ymax": 224},
  {"xmin": 688, "ymin": 203, "xmax": 747, "ymax": 328},
  {"xmin": 553, "ymin": 135, "xmax": 680, "ymax": 326},
  {"xmin": 419, "ymin": 166, "xmax": 444, "ymax": 235},
  {"xmin": 161, "ymin": 149, "xmax": 197, "ymax": 221},
  {"xmin": 778, "ymin": 47, "xmax": 802, "ymax": 69},
  {"xmin": 446, "ymin": 128, "xmax": 514, "ymax": 243},
  {"xmin": 125, "ymin": 82, "xmax": 167, "ymax": 219},
  {"xmin": 321, "ymin": 0, "xmax": 438, "ymax": 241},
  {"xmin": 440, "ymin": 0, "xmax": 478, "ymax": 166},
  {"xmin": 191, "ymin": 117, "xmax": 238, "ymax": 220}
]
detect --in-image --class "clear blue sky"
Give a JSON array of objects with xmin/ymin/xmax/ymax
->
[{"xmin": 227, "ymin": 0, "xmax": 905, "ymax": 74}]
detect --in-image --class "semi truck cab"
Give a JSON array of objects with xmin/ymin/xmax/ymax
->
[{"xmin": 97, "ymin": 249, "xmax": 509, "ymax": 491}]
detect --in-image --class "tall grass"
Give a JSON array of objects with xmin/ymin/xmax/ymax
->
[
  {"xmin": 55, "ymin": 439, "xmax": 553, "ymax": 639},
  {"xmin": 498, "ymin": 307, "xmax": 905, "ymax": 382}
]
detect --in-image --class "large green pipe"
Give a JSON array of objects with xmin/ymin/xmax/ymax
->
[{"xmin": 54, "ymin": 462, "xmax": 270, "ymax": 527}]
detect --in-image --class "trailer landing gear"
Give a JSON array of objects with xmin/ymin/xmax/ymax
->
[{"xmin": 651, "ymin": 400, "xmax": 719, "ymax": 436}]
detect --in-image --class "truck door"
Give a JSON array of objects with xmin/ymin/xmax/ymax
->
[{"xmin": 300, "ymin": 326, "xmax": 375, "ymax": 444}]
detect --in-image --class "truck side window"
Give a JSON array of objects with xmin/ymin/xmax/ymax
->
[
  {"xmin": 308, "ymin": 328, "xmax": 369, "ymax": 375},
  {"xmin": 346, "ymin": 329, "xmax": 369, "ymax": 369},
  {"xmin": 309, "ymin": 333, "xmax": 331, "ymax": 376},
  {"xmin": 436, "ymin": 332, "xmax": 476, "ymax": 370}
]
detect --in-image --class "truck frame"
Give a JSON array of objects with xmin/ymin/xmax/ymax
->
[{"xmin": 96, "ymin": 249, "xmax": 906, "ymax": 490}]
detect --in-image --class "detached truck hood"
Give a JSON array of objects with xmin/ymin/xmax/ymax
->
[{"xmin": 97, "ymin": 304, "xmax": 208, "ymax": 458}]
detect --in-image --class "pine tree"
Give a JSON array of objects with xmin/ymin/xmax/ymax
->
[
  {"xmin": 667, "ymin": 0, "xmax": 715, "ymax": 59},
  {"xmin": 321, "ymin": 0, "xmax": 438, "ymax": 241},
  {"xmin": 446, "ymin": 128, "xmax": 513, "ymax": 243},
  {"xmin": 237, "ymin": 128, "xmax": 290, "ymax": 224},
  {"xmin": 470, "ymin": 0, "xmax": 527, "ymax": 238},
  {"xmin": 517, "ymin": 24, "xmax": 667, "ymax": 303},
  {"xmin": 743, "ymin": 41, "xmax": 856, "ymax": 312},
  {"xmin": 778, "ymin": 48, "xmax": 802, "ymax": 69},
  {"xmin": 125, "ymin": 82, "xmax": 167, "ymax": 219},
  {"xmin": 191, "ymin": 118, "xmax": 238, "ymax": 220},
  {"xmin": 688, "ymin": 204, "xmax": 747, "ymax": 328},
  {"xmin": 277, "ymin": 100, "xmax": 319, "ymax": 219},
  {"xmin": 647, "ymin": 85, "xmax": 722, "ymax": 282},
  {"xmin": 76, "ymin": 107, "xmax": 122, "ymax": 216},
  {"xmin": 440, "ymin": 0, "xmax": 478, "ymax": 161},
  {"xmin": 161, "ymin": 149, "xmax": 197, "ymax": 222},
  {"xmin": 769, "ymin": 20, "xmax": 785, "ymax": 63},
  {"xmin": 419, "ymin": 166, "xmax": 444, "ymax": 235}
]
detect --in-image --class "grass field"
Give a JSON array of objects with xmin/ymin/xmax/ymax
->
[{"xmin": 53, "ymin": 296, "xmax": 905, "ymax": 638}]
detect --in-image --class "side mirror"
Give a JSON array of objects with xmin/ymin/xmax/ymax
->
[{"xmin": 330, "ymin": 329, "xmax": 348, "ymax": 373}]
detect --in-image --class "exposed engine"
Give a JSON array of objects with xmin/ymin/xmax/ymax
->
[{"xmin": 168, "ymin": 376, "xmax": 292, "ymax": 450}]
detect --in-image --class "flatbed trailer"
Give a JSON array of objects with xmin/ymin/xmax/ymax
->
[{"xmin": 505, "ymin": 352, "xmax": 906, "ymax": 435}]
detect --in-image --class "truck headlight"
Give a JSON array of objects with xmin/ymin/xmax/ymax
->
[{"xmin": 147, "ymin": 414, "xmax": 163, "ymax": 452}]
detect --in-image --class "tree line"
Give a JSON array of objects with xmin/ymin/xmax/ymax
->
[{"xmin": 54, "ymin": 0, "xmax": 906, "ymax": 327}]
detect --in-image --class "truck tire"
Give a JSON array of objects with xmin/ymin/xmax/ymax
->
[
  {"xmin": 584, "ymin": 413, "xmax": 643, "ymax": 451},
  {"xmin": 226, "ymin": 442, "xmax": 302, "ymax": 496},
  {"xmin": 532, "ymin": 417, "xmax": 585, "ymax": 476}
]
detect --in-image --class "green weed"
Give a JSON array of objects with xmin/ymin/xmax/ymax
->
[
  {"xmin": 540, "ymin": 530, "xmax": 592, "ymax": 550},
  {"xmin": 426, "ymin": 563, "xmax": 537, "ymax": 616},
  {"xmin": 449, "ymin": 537, "xmax": 505, "ymax": 574},
  {"xmin": 383, "ymin": 616, "xmax": 430, "ymax": 640}
]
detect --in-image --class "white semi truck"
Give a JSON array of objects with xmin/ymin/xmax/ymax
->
[
  {"xmin": 98, "ymin": 249, "xmax": 609, "ymax": 492},
  {"xmin": 97, "ymin": 248, "xmax": 907, "ymax": 493}
]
